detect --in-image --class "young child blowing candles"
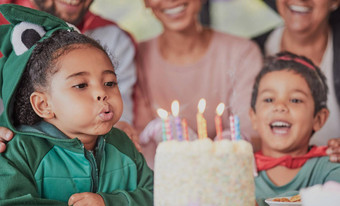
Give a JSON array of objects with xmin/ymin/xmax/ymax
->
[{"xmin": 0, "ymin": 4, "xmax": 153, "ymax": 206}]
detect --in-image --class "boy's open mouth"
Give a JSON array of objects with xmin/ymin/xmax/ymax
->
[{"xmin": 270, "ymin": 121, "xmax": 291, "ymax": 135}]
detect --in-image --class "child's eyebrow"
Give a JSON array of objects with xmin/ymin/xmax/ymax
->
[
  {"xmin": 65, "ymin": 70, "xmax": 116, "ymax": 79},
  {"xmin": 258, "ymin": 88, "xmax": 273, "ymax": 94},
  {"xmin": 66, "ymin": 71, "xmax": 87, "ymax": 79},
  {"xmin": 103, "ymin": 70, "xmax": 117, "ymax": 76},
  {"xmin": 292, "ymin": 89, "xmax": 309, "ymax": 97}
]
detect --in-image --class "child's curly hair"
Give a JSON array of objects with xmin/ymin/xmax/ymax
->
[
  {"xmin": 13, "ymin": 30, "xmax": 110, "ymax": 126},
  {"xmin": 251, "ymin": 51, "xmax": 328, "ymax": 115}
]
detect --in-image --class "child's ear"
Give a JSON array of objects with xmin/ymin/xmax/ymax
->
[
  {"xmin": 312, "ymin": 108, "xmax": 329, "ymax": 132},
  {"xmin": 30, "ymin": 91, "xmax": 54, "ymax": 119},
  {"xmin": 249, "ymin": 108, "xmax": 258, "ymax": 131}
]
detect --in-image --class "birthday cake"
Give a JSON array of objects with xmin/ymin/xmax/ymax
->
[{"xmin": 154, "ymin": 138, "xmax": 255, "ymax": 206}]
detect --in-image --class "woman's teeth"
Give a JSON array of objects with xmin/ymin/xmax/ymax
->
[
  {"xmin": 59, "ymin": 0, "xmax": 80, "ymax": 6},
  {"xmin": 289, "ymin": 5, "xmax": 311, "ymax": 13},
  {"xmin": 163, "ymin": 5, "xmax": 186, "ymax": 15}
]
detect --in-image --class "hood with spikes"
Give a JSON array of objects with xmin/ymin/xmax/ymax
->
[{"xmin": 0, "ymin": 4, "xmax": 75, "ymax": 130}]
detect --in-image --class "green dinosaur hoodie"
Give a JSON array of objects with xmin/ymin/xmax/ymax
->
[{"xmin": 0, "ymin": 4, "xmax": 153, "ymax": 205}]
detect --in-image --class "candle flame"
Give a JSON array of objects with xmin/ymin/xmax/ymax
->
[
  {"xmin": 197, "ymin": 98, "xmax": 206, "ymax": 113},
  {"xmin": 171, "ymin": 100, "xmax": 179, "ymax": 117},
  {"xmin": 216, "ymin": 103, "xmax": 225, "ymax": 116},
  {"xmin": 157, "ymin": 108, "xmax": 168, "ymax": 119}
]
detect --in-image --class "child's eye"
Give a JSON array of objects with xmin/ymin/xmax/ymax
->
[
  {"xmin": 104, "ymin": 81, "xmax": 117, "ymax": 87},
  {"xmin": 73, "ymin": 83, "xmax": 87, "ymax": 89},
  {"xmin": 264, "ymin": 98, "xmax": 273, "ymax": 103},
  {"xmin": 291, "ymin": 98, "xmax": 302, "ymax": 103}
]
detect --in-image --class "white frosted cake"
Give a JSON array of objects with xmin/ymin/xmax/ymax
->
[{"xmin": 154, "ymin": 138, "xmax": 255, "ymax": 206}]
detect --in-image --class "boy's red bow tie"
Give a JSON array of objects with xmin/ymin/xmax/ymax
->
[{"xmin": 255, "ymin": 146, "xmax": 327, "ymax": 171}]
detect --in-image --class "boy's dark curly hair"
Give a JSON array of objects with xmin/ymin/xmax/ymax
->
[
  {"xmin": 250, "ymin": 51, "xmax": 328, "ymax": 115},
  {"xmin": 13, "ymin": 30, "xmax": 109, "ymax": 126}
]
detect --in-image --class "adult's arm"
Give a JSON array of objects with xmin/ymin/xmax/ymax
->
[{"xmin": 229, "ymin": 39, "xmax": 263, "ymax": 142}]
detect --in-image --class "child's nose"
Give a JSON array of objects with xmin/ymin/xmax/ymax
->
[
  {"xmin": 273, "ymin": 102, "xmax": 288, "ymax": 112},
  {"xmin": 97, "ymin": 95, "xmax": 108, "ymax": 101},
  {"xmin": 95, "ymin": 86, "xmax": 108, "ymax": 101}
]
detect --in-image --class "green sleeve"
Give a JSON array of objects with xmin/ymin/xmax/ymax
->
[
  {"xmin": 98, "ymin": 128, "xmax": 154, "ymax": 206},
  {"xmin": 0, "ymin": 135, "xmax": 67, "ymax": 206}
]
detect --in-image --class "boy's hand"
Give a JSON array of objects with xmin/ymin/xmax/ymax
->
[
  {"xmin": 327, "ymin": 138, "xmax": 340, "ymax": 162},
  {"xmin": 114, "ymin": 121, "xmax": 141, "ymax": 152},
  {"xmin": 0, "ymin": 127, "xmax": 14, "ymax": 153},
  {"xmin": 68, "ymin": 192, "xmax": 104, "ymax": 206}
]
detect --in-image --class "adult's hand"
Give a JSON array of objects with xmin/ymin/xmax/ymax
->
[
  {"xmin": 0, "ymin": 127, "xmax": 14, "ymax": 153},
  {"xmin": 326, "ymin": 138, "xmax": 340, "ymax": 162}
]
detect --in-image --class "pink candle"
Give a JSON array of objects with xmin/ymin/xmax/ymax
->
[
  {"xmin": 229, "ymin": 115, "xmax": 235, "ymax": 141},
  {"xmin": 171, "ymin": 100, "xmax": 183, "ymax": 140},
  {"xmin": 215, "ymin": 103, "xmax": 225, "ymax": 140}
]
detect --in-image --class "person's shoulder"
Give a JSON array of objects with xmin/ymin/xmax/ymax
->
[
  {"xmin": 307, "ymin": 156, "xmax": 340, "ymax": 182},
  {"xmin": 104, "ymin": 128, "xmax": 141, "ymax": 164},
  {"xmin": 213, "ymin": 30, "xmax": 254, "ymax": 45},
  {"xmin": 212, "ymin": 30, "xmax": 260, "ymax": 52},
  {"xmin": 251, "ymin": 29, "xmax": 274, "ymax": 55},
  {"xmin": 82, "ymin": 12, "xmax": 136, "ymax": 45},
  {"xmin": 307, "ymin": 156, "xmax": 340, "ymax": 173},
  {"xmin": 1, "ymin": 132, "xmax": 54, "ymax": 168},
  {"xmin": 7, "ymin": 132, "xmax": 52, "ymax": 153},
  {"xmin": 105, "ymin": 128, "xmax": 137, "ymax": 152},
  {"xmin": 138, "ymin": 36, "xmax": 158, "ymax": 50}
]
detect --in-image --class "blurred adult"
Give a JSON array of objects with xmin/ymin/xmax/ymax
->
[
  {"xmin": 0, "ymin": 0, "xmax": 140, "ymax": 151},
  {"xmin": 134, "ymin": 0, "xmax": 263, "ymax": 168},
  {"xmin": 253, "ymin": 0, "xmax": 340, "ymax": 161}
]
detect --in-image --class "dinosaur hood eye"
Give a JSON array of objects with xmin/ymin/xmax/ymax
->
[{"xmin": 11, "ymin": 22, "xmax": 46, "ymax": 56}]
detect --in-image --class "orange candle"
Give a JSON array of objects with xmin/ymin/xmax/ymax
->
[
  {"xmin": 181, "ymin": 118, "xmax": 189, "ymax": 141},
  {"xmin": 215, "ymin": 103, "xmax": 225, "ymax": 140}
]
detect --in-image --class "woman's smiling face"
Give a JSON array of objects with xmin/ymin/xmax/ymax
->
[
  {"xmin": 145, "ymin": 0, "xmax": 203, "ymax": 32},
  {"xmin": 276, "ymin": 0, "xmax": 339, "ymax": 35}
]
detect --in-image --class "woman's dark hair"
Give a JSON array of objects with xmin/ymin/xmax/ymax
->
[
  {"xmin": 13, "ymin": 30, "xmax": 109, "ymax": 126},
  {"xmin": 250, "ymin": 51, "xmax": 328, "ymax": 115}
]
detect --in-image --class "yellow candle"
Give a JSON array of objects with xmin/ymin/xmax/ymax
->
[{"xmin": 197, "ymin": 98, "xmax": 207, "ymax": 139}]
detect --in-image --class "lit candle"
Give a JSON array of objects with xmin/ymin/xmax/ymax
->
[
  {"xmin": 215, "ymin": 103, "xmax": 225, "ymax": 140},
  {"xmin": 197, "ymin": 98, "xmax": 207, "ymax": 139},
  {"xmin": 181, "ymin": 118, "xmax": 189, "ymax": 141},
  {"xmin": 157, "ymin": 108, "xmax": 172, "ymax": 141},
  {"xmin": 229, "ymin": 115, "xmax": 235, "ymax": 141},
  {"xmin": 171, "ymin": 100, "xmax": 183, "ymax": 141},
  {"xmin": 234, "ymin": 115, "xmax": 241, "ymax": 140}
]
